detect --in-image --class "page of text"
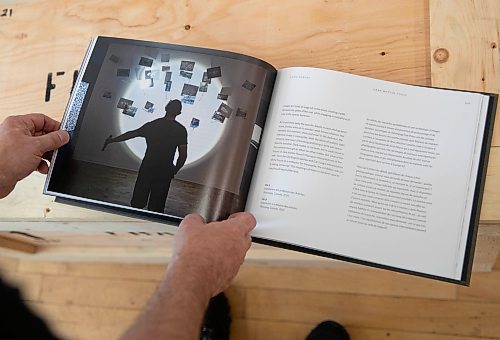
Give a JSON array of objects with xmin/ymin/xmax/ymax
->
[{"xmin": 246, "ymin": 67, "xmax": 487, "ymax": 280}]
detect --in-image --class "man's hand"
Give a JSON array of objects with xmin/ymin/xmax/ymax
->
[
  {"xmin": 0, "ymin": 114, "xmax": 69, "ymax": 198},
  {"xmin": 101, "ymin": 134, "xmax": 113, "ymax": 151},
  {"xmin": 168, "ymin": 212, "xmax": 256, "ymax": 298}
]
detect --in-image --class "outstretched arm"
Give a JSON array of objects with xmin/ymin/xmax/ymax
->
[
  {"xmin": 120, "ymin": 212, "xmax": 256, "ymax": 340},
  {"xmin": 174, "ymin": 144, "xmax": 187, "ymax": 174},
  {"xmin": 102, "ymin": 129, "xmax": 141, "ymax": 151}
]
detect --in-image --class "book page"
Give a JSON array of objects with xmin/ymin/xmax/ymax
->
[
  {"xmin": 246, "ymin": 67, "xmax": 487, "ymax": 280},
  {"xmin": 45, "ymin": 37, "xmax": 276, "ymax": 223}
]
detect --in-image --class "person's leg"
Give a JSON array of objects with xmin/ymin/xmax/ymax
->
[
  {"xmin": 306, "ymin": 320, "xmax": 350, "ymax": 340},
  {"xmin": 131, "ymin": 165, "xmax": 153, "ymax": 209},
  {"xmin": 147, "ymin": 172, "xmax": 173, "ymax": 213},
  {"xmin": 200, "ymin": 293, "xmax": 231, "ymax": 340}
]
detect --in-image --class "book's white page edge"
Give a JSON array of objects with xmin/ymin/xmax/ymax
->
[
  {"xmin": 44, "ymin": 36, "xmax": 98, "ymax": 193},
  {"xmin": 454, "ymin": 94, "xmax": 490, "ymax": 279}
]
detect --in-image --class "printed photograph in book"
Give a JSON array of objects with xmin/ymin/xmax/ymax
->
[{"xmin": 47, "ymin": 38, "xmax": 275, "ymax": 222}]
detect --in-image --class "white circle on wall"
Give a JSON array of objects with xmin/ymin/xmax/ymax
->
[{"xmin": 118, "ymin": 58, "xmax": 225, "ymax": 167}]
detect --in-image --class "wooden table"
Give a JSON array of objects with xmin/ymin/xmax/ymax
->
[{"xmin": 0, "ymin": 0, "xmax": 498, "ymax": 270}]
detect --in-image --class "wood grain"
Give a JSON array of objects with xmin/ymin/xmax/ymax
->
[
  {"xmin": 0, "ymin": 271, "xmax": 43, "ymax": 301},
  {"xmin": 430, "ymin": 0, "xmax": 500, "ymax": 146},
  {"xmin": 0, "ymin": 255, "xmax": 497, "ymax": 340},
  {"xmin": 244, "ymin": 288, "xmax": 500, "ymax": 338},
  {"xmin": 233, "ymin": 265, "xmax": 457, "ymax": 300},
  {"xmin": 0, "ymin": 235, "xmax": 37, "ymax": 253},
  {"xmin": 40, "ymin": 275, "xmax": 158, "ymax": 309},
  {"xmin": 231, "ymin": 319, "xmax": 484, "ymax": 340},
  {"xmin": 28, "ymin": 302, "xmax": 139, "ymax": 340},
  {"xmin": 18, "ymin": 260, "xmax": 167, "ymax": 280},
  {"xmin": 0, "ymin": 0, "xmax": 430, "ymax": 124},
  {"xmin": 1, "ymin": 224, "xmax": 498, "ymax": 273}
]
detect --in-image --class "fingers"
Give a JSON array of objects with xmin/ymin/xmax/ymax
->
[
  {"xmin": 227, "ymin": 212, "xmax": 257, "ymax": 234},
  {"xmin": 37, "ymin": 160, "xmax": 49, "ymax": 174},
  {"xmin": 180, "ymin": 213, "xmax": 206, "ymax": 228},
  {"xmin": 24, "ymin": 114, "xmax": 61, "ymax": 134},
  {"xmin": 35, "ymin": 130, "xmax": 70, "ymax": 154},
  {"xmin": 42, "ymin": 150, "xmax": 54, "ymax": 161}
]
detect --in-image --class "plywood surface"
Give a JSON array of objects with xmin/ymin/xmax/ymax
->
[
  {"xmin": 0, "ymin": 0, "xmax": 431, "ymax": 123},
  {"xmin": 1, "ymin": 256, "xmax": 500, "ymax": 340}
]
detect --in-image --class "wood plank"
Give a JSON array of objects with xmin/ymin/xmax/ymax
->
[
  {"xmin": 0, "ymin": 235, "xmax": 37, "ymax": 253},
  {"xmin": 231, "ymin": 319, "xmax": 486, "ymax": 340},
  {"xmin": 0, "ymin": 231, "xmax": 176, "ymax": 247},
  {"xmin": 18, "ymin": 260, "xmax": 166, "ymax": 280},
  {"xmin": 472, "ymin": 224, "xmax": 500, "ymax": 272},
  {"xmin": 0, "ymin": 255, "xmax": 18, "ymax": 273},
  {"xmin": 1, "ymin": 272, "xmax": 43, "ymax": 301},
  {"xmin": 2, "ymin": 226, "xmax": 497, "ymax": 272},
  {"xmin": 1, "ymin": 226, "xmax": 497, "ymax": 272},
  {"xmin": 225, "ymin": 286, "xmax": 247, "ymax": 320},
  {"xmin": 0, "ymin": 0, "xmax": 429, "ymax": 119},
  {"xmin": 430, "ymin": 0, "xmax": 500, "ymax": 146},
  {"xmin": 28, "ymin": 301, "xmax": 138, "ymax": 326},
  {"xmin": 481, "ymin": 148, "xmax": 500, "ymax": 222},
  {"xmin": 40, "ymin": 276, "xmax": 157, "ymax": 309},
  {"xmin": 495, "ymin": 253, "xmax": 500, "ymax": 270},
  {"xmin": 233, "ymin": 265, "xmax": 457, "ymax": 300},
  {"xmin": 47, "ymin": 323, "xmax": 126, "ymax": 340},
  {"xmin": 28, "ymin": 302, "xmax": 138, "ymax": 340},
  {"xmin": 457, "ymin": 271, "xmax": 500, "ymax": 304},
  {"xmin": 0, "ymin": 236, "xmax": 353, "ymax": 267},
  {"xmin": 244, "ymin": 288, "xmax": 500, "ymax": 338}
]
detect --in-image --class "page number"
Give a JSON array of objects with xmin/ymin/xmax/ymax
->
[{"xmin": 1, "ymin": 9, "xmax": 13, "ymax": 17}]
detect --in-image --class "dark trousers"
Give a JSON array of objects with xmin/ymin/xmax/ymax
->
[{"xmin": 131, "ymin": 163, "xmax": 174, "ymax": 213}]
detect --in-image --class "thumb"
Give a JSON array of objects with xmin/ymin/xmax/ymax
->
[
  {"xmin": 36, "ymin": 130, "xmax": 70, "ymax": 153},
  {"xmin": 227, "ymin": 212, "xmax": 257, "ymax": 234}
]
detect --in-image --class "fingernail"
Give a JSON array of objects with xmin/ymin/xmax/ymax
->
[{"xmin": 229, "ymin": 212, "xmax": 254, "ymax": 220}]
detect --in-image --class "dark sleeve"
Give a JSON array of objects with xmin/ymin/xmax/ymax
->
[{"xmin": 0, "ymin": 277, "xmax": 61, "ymax": 340}]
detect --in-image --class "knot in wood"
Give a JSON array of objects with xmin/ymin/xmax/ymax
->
[{"xmin": 433, "ymin": 48, "xmax": 449, "ymax": 64}]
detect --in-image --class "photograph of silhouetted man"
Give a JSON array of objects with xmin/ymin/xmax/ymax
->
[{"xmin": 102, "ymin": 99, "xmax": 188, "ymax": 213}]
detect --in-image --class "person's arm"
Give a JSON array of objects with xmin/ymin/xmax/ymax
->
[
  {"xmin": 102, "ymin": 129, "xmax": 142, "ymax": 151},
  {"xmin": 174, "ymin": 144, "xmax": 187, "ymax": 175},
  {"xmin": 120, "ymin": 212, "xmax": 256, "ymax": 340},
  {"xmin": 0, "ymin": 114, "xmax": 69, "ymax": 198},
  {"xmin": 0, "ymin": 114, "xmax": 69, "ymax": 339}
]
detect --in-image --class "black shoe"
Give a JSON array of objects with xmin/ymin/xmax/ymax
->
[
  {"xmin": 306, "ymin": 320, "xmax": 350, "ymax": 340},
  {"xmin": 200, "ymin": 292, "xmax": 231, "ymax": 340}
]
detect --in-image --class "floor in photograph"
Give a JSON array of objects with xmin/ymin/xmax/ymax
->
[{"xmin": 50, "ymin": 160, "xmax": 240, "ymax": 221}]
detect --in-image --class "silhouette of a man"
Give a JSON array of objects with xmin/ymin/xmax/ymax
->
[{"xmin": 102, "ymin": 99, "xmax": 188, "ymax": 213}]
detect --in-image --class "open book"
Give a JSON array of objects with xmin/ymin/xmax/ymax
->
[{"xmin": 45, "ymin": 36, "xmax": 498, "ymax": 285}]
